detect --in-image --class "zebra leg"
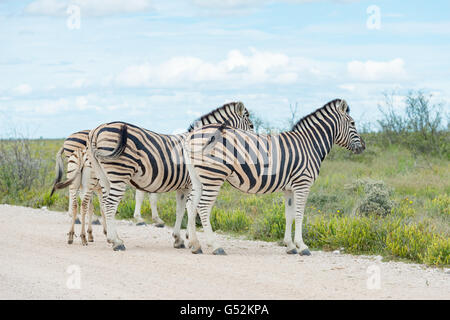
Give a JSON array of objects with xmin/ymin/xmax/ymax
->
[
  {"xmin": 103, "ymin": 183, "xmax": 127, "ymax": 251},
  {"xmin": 284, "ymin": 191, "xmax": 297, "ymax": 254},
  {"xmin": 67, "ymin": 186, "xmax": 78, "ymax": 244},
  {"xmin": 172, "ymin": 189, "xmax": 188, "ymax": 249},
  {"xmin": 134, "ymin": 189, "xmax": 146, "ymax": 226},
  {"xmin": 79, "ymin": 191, "xmax": 92, "ymax": 246},
  {"xmin": 150, "ymin": 193, "xmax": 165, "ymax": 227},
  {"xmin": 197, "ymin": 184, "xmax": 225, "ymax": 255},
  {"xmin": 293, "ymin": 185, "xmax": 312, "ymax": 256},
  {"xmin": 96, "ymin": 189, "xmax": 108, "ymax": 239},
  {"xmin": 87, "ymin": 198, "xmax": 94, "ymax": 242},
  {"xmin": 186, "ymin": 184, "xmax": 202, "ymax": 254},
  {"xmin": 68, "ymin": 187, "xmax": 80, "ymax": 224}
]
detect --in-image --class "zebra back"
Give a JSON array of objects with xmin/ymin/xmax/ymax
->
[
  {"xmin": 184, "ymin": 99, "xmax": 365, "ymax": 193},
  {"xmin": 88, "ymin": 102, "xmax": 254, "ymax": 194},
  {"xmin": 62, "ymin": 130, "xmax": 90, "ymax": 157}
]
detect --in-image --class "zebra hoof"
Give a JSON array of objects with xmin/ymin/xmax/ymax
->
[
  {"xmin": 287, "ymin": 248, "xmax": 298, "ymax": 255},
  {"xmin": 75, "ymin": 218, "xmax": 81, "ymax": 224},
  {"xmin": 213, "ymin": 248, "xmax": 227, "ymax": 255},
  {"xmin": 136, "ymin": 222, "xmax": 147, "ymax": 226},
  {"xmin": 113, "ymin": 244, "xmax": 126, "ymax": 251},
  {"xmin": 191, "ymin": 247, "xmax": 203, "ymax": 254},
  {"xmin": 68, "ymin": 240, "xmax": 73, "ymax": 245},
  {"xmin": 299, "ymin": 249, "xmax": 311, "ymax": 256},
  {"xmin": 154, "ymin": 223, "xmax": 165, "ymax": 228},
  {"xmin": 174, "ymin": 242, "xmax": 186, "ymax": 249},
  {"xmin": 91, "ymin": 220, "xmax": 101, "ymax": 225}
]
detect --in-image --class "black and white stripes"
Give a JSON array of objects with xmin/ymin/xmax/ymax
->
[
  {"xmin": 184, "ymin": 99, "xmax": 365, "ymax": 255},
  {"xmin": 88, "ymin": 102, "xmax": 254, "ymax": 250}
]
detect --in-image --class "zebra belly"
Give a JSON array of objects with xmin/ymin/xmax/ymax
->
[{"xmin": 226, "ymin": 171, "xmax": 290, "ymax": 195}]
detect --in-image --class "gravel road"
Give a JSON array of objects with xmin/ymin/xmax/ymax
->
[{"xmin": 0, "ymin": 204, "xmax": 448, "ymax": 300}]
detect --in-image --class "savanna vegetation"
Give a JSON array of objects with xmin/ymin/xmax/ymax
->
[{"xmin": 0, "ymin": 91, "xmax": 448, "ymax": 266}]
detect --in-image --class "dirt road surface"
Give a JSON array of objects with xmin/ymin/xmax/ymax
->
[{"xmin": 0, "ymin": 204, "xmax": 448, "ymax": 300}]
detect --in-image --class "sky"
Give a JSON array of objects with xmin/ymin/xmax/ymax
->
[{"xmin": 0, "ymin": 0, "xmax": 449, "ymax": 138}]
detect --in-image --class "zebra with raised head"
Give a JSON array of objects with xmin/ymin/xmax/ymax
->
[
  {"xmin": 52, "ymin": 131, "xmax": 164, "ymax": 227},
  {"xmin": 184, "ymin": 99, "xmax": 365, "ymax": 255},
  {"xmin": 88, "ymin": 102, "xmax": 254, "ymax": 251}
]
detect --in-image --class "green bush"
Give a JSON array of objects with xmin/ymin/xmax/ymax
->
[
  {"xmin": 385, "ymin": 222, "xmax": 449, "ymax": 264},
  {"xmin": 211, "ymin": 207, "xmax": 252, "ymax": 233},
  {"xmin": 304, "ymin": 215, "xmax": 387, "ymax": 253},
  {"xmin": 426, "ymin": 194, "xmax": 450, "ymax": 217},
  {"xmin": 377, "ymin": 91, "xmax": 449, "ymax": 158},
  {"xmin": 348, "ymin": 179, "xmax": 394, "ymax": 217},
  {"xmin": 0, "ymin": 137, "xmax": 46, "ymax": 196},
  {"xmin": 250, "ymin": 202, "xmax": 286, "ymax": 241}
]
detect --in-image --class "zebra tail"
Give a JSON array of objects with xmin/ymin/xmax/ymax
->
[
  {"xmin": 51, "ymin": 149, "xmax": 82, "ymax": 194},
  {"xmin": 50, "ymin": 147, "xmax": 65, "ymax": 197},
  {"xmin": 89, "ymin": 124, "xmax": 128, "ymax": 196},
  {"xmin": 94, "ymin": 124, "xmax": 128, "ymax": 160}
]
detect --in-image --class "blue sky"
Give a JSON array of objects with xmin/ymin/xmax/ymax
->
[{"xmin": 1, "ymin": 0, "xmax": 449, "ymax": 138}]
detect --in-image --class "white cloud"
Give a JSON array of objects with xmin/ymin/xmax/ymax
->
[
  {"xmin": 75, "ymin": 96, "xmax": 89, "ymax": 110},
  {"xmin": 115, "ymin": 49, "xmax": 326, "ymax": 88},
  {"xmin": 12, "ymin": 84, "xmax": 33, "ymax": 95},
  {"xmin": 338, "ymin": 84, "xmax": 356, "ymax": 91},
  {"xmin": 347, "ymin": 58, "xmax": 406, "ymax": 81},
  {"xmin": 23, "ymin": 0, "xmax": 354, "ymax": 18},
  {"xmin": 25, "ymin": 0, "xmax": 153, "ymax": 16},
  {"xmin": 71, "ymin": 78, "xmax": 89, "ymax": 88}
]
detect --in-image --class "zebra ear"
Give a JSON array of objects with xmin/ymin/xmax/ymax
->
[
  {"xmin": 235, "ymin": 102, "xmax": 245, "ymax": 116},
  {"xmin": 338, "ymin": 99, "xmax": 349, "ymax": 113}
]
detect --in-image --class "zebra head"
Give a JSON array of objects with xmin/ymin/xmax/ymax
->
[
  {"xmin": 333, "ymin": 99, "xmax": 365, "ymax": 154},
  {"xmin": 224, "ymin": 101, "xmax": 254, "ymax": 132},
  {"xmin": 188, "ymin": 101, "xmax": 254, "ymax": 132}
]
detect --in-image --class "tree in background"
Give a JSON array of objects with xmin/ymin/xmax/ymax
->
[{"xmin": 378, "ymin": 91, "xmax": 449, "ymax": 158}]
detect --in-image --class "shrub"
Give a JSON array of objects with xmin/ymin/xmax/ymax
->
[
  {"xmin": 348, "ymin": 179, "xmax": 393, "ymax": 217},
  {"xmin": 250, "ymin": 202, "xmax": 285, "ymax": 241},
  {"xmin": 377, "ymin": 91, "xmax": 449, "ymax": 158},
  {"xmin": 0, "ymin": 136, "xmax": 46, "ymax": 198},
  {"xmin": 116, "ymin": 198, "xmax": 135, "ymax": 219},
  {"xmin": 304, "ymin": 215, "xmax": 387, "ymax": 253},
  {"xmin": 426, "ymin": 194, "xmax": 450, "ymax": 217},
  {"xmin": 211, "ymin": 207, "xmax": 252, "ymax": 233},
  {"xmin": 385, "ymin": 222, "xmax": 449, "ymax": 265},
  {"xmin": 423, "ymin": 236, "xmax": 450, "ymax": 266}
]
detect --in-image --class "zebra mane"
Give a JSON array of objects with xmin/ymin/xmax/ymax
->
[
  {"xmin": 291, "ymin": 99, "xmax": 349, "ymax": 131},
  {"xmin": 187, "ymin": 101, "xmax": 246, "ymax": 132}
]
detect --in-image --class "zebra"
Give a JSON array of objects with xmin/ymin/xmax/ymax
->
[
  {"xmin": 52, "ymin": 148, "xmax": 107, "ymax": 245},
  {"xmin": 51, "ymin": 130, "xmax": 164, "ymax": 227},
  {"xmin": 51, "ymin": 130, "xmax": 102, "ymax": 225},
  {"xmin": 183, "ymin": 99, "xmax": 365, "ymax": 255},
  {"xmin": 88, "ymin": 102, "xmax": 254, "ymax": 251}
]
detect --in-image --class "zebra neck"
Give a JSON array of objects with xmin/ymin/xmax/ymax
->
[{"xmin": 293, "ymin": 114, "xmax": 335, "ymax": 162}]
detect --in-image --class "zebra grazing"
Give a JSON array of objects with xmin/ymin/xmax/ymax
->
[
  {"xmin": 52, "ymin": 148, "xmax": 107, "ymax": 245},
  {"xmin": 184, "ymin": 99, "xmax": 365, "ymax": 255},
  {"xmin": 88, "ymin": 102, "xmax": 254, "ymax": 251},
  {"xmin": 51, "ymin": 130, "xmax": 164, "ymax": 227}
]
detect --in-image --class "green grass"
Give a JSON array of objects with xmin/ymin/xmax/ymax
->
[{"xmin": 0, "ymin": 135, "xmax": 449, "ymax": 267}]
